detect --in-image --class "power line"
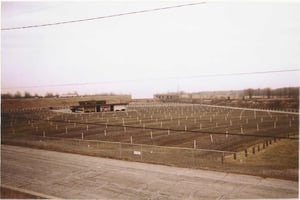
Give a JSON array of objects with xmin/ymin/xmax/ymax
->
[
  {"xmin": 2, "ymin": 68, "xmax": 299, "ymax": 90},
  {"xmin": 1, "ymin": 2, "xmax": 206, "ymax": 31},
  {"xmin": 186, "ymin": 69, "xmax": 300, "ymax": 78}
]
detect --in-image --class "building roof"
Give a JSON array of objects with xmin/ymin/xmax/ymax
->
[{"xmin": 75, "ymin": 101, "xmax": 128, "ymax": 108}]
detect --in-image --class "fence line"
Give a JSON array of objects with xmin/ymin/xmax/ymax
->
[
  {"xmin": 42, "ymin": 136, "xmax": 237, "ymax": 154},
  {"xmin": 197, "ymin": 104, "xmax": 299, "ymax": 115},
  {"xmin": 1, "ymin": 133, "xmax": 286, "ymax": 171},
  {"xmin": 2, "ymin": 135, "xmax": 237, "ymax": 168}
]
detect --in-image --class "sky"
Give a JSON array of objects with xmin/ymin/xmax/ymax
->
[{"xmin": 1, "ymin": 1, "xmax": 300, "ymax": 98}]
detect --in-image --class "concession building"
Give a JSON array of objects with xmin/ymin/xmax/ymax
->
[{"xmin": 70, "ymin": 100, "xmax": 128, "ymax": 113}]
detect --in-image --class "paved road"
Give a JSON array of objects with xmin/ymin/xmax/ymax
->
[{"xmin": 1, "ymin": 145, "xmax": 298, "ymax": 199}]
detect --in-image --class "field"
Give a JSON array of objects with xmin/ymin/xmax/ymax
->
[
  {"xmin": 1, "ymin": 101, "xmax": 299, "ymax": 180},
  {"xmin": 1, "ymin": 94, "xmax": 131, "ymax": 112}
]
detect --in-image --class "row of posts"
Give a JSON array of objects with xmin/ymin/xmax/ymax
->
[{"xmin": 244, "ymin": 138, "xmax": 278, "ymax": 157}]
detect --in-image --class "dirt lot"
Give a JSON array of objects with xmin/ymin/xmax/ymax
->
[
  {"xmin": 2, "ymin": 100, "xmax": 298, "ymax": 180},
  {"xmin": 2, "ymin": 103, "xmax": 298, "ymax": 150}
]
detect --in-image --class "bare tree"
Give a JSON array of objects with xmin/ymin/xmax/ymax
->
[
  {"xmin": 14, "ymin": 91, "xmax": 22, "ymax": 98},
  {"xmin": 244, "ymin": 88, "xmax": 254, "ymax": 99},
  {"xmin": 1, "ymin": 93, "xmax": 13, "ymax": 99},
  {"xmin": 45, "ymin": 92, "xmax": 54, "ymax": 98},
  {"xmin": 24, "ymin": 91, "xmax": 32, "ymax": 98},
  {"xmin": 265, "ymin": 88, "xmax": 272, "ymax": 99}
]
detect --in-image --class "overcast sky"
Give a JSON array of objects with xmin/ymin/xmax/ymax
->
[{"xmin": 1, "ymin": 1, "xmax": 300, "ymax": 98}]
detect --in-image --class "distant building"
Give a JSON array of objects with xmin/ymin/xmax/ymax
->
[
  {"xmin": 154, "ymin": 93, "xmax": 180, "ymax": 102},
  {"xmin": 60, "ymin": 92, "xmax": 79, "ymax": 98},
  {"xmin": 70, "ymin": 100, "xmax": 128, "ymax": 113}
]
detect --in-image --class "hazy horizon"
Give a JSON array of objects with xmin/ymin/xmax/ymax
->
[
  {"xmin": 2, "ymin": 86, "xmax": 299, "ymax": 99},
  {"xmin": 2, "ymin": 1, "xmax": 300, "ymax": 98}
]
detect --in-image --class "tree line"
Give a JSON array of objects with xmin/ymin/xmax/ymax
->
[
  {"xmin": 1, "ymin": 87, "xmax": 298, "ymax": 99},
  {"xmin": 1, "ymin": 91, "xmax": 129, "ymax": 99},
  {"xmin": 243, "ymin": 87, "xmax": 299, "ymax": 99},
  {"xmin": 1, "ymin": 91, "xmax": 59, "ymax": 99}
]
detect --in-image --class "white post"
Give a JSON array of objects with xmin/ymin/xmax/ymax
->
[
  {"xmin": 226, "ymin": 128, "xmax": 228, "ymax": 138},
  {"xmin": 230, "ymin": 119, "xmax": 232, "ymax": 126},
  {"xmin": 215, "ymin": 122, "xmax": 218, "ymax": 127},
  {"xmin": 185, "ymin": 125, "xmax": 187, "ymax": 132},
  {"xmin": 241, "ymin": 126, "xmax": 244, "ymax": 134},
  {"xmin": 160, "ymin": 121, "xmax": 163, "ymax": 128},
  {"xmin": 150, "ymin": 131, "xmax": 153, "ymax": 139},
  {"xmin": 124, "ymin": 126, "xmax": 126, "ymax": 132},
  {"xmin": 130, "ymin": 136, "xmax": 133, "ymax": 144},
  {"xmin": 65, "ymin": 127, "xmax": 68, "ymax": 134},
  {"xmin": 104, "ymin": 129, "xmax": 107, "ymax": 136},
  {"xmin": 86, "ymin": 125, "xmax": 89, "ymax": 131},
  {"xmin": 168, "ymin": 129, "xmax": 170, "ymax": 135},
  {"xmin": 210, "ymin": 134, "xmax": 213, "ymax": 143},
  {"xmin": 194, "ymin": 140, "xmax": 196, "ymax": 149},
  {"xmin": 81, "ymin": 132, "xmax": 84, "ymax": 140}
]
